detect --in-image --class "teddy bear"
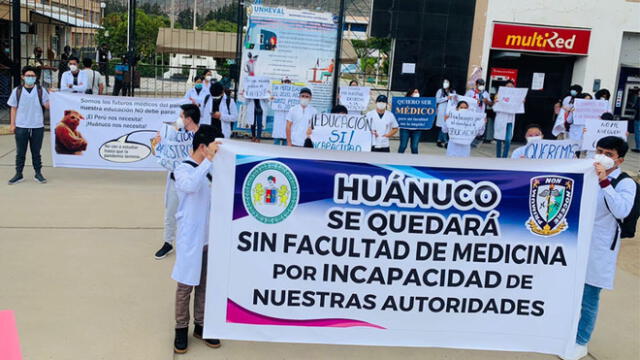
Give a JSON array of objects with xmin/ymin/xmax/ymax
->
[{"xmin": 55, "ymin": 110, "xmax": 88, "ymax": 155}]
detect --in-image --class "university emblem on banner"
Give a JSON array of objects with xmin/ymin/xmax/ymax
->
[
  {"xmin": 526, "ymin": 176, "xmax": 574, "ymax": 236},
  {"xmin": 243, "ymin": 161, "xmax": 299, "ymax": 224}
]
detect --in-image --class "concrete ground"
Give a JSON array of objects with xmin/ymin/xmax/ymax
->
[{"xmin": 0, "ymin": 132, "xmax": 638, "ymax": 360}]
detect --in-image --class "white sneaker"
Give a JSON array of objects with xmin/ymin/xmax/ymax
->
[{"xmin": 559, "ymin": 344, "xmax": 588, "ymax": 360}]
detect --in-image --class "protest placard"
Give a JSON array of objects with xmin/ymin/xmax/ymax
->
[
  {"xmin": 391, "ymin": 97, "xmax": 437, "ymax": 130},
  {"xmin": 454, "ymin": 95, "xmax": 483, "ymax": 114},
  {"xmin": 243, "ymin": 76, "xmax": 272, "ymax": 99},
  {"xmin": 310, "ymin": 113, "xmax": 372, "ymax": 152},
  {"xmin": 446, "ymin": 110, "xmax": 486, "ymax": 145},
  {"xmin": 49, "ymin": 92, "xmax": 187, "ymax": 171},
  {"xmin": 573, "ymin": 99, "xmax": 609, "ymax": 125},
  {"xmin": 339, "ymin": 86, "xmax": 371, "ymax": 112},
  {"xmin": 205, "ymin": 140, "xmax": 598, "ymax": 358},
  {"xmin": 492, "ymin": 87, "xmax": 527, "ymax": 114},
  {"xmin": 272, "ymin": 84, "xmax": 302, "ymax": 111},
  {"xmin": 521, "ymin": 139, "xmax": 579, "ymax": 159},
  {"xmin": 582, "ymin": 119, "xmax": 627, "ymax": 151}
]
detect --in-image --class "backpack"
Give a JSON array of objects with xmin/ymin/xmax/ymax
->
[
  {"xmin": 604, "ymin": 172, "xmax": 640, "ymax": 242},
  {"xmin": 16, "ymin": 85, "xmax": 45, "ymax": 112}
]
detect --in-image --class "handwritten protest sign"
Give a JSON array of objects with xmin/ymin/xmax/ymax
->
[
  {"xmin": 521, "ymin": 140, "xmax": 579, "ymax": 159},
  {"xmin": 493, "ymin": 87, "xmax": 527, "ymax": 114},
  {"xmin": 582, "ymin": 119, "xmax": 627, "ymax": 151},
  {"xmin": 244, "ymin": 76, "xmax": 271, "ymax": 99},
  {"xmin": 454, "ymin": 95, "xmax": 483, "ymax": 114},
  {"xmin": 339, "ymin": 86, "xmax": 371, "ymax": 112},
  {"xmin": 573, "ymin": 99, "xmax": 609, "ymax": 125},
  {"xmin": 391, "ymin": 97, "xmax": 437, "ymax": 130},
  {"xmin": 310, "ymin": 113, "xmax": 372, "ymax": 152},
  {"xmin": 272, "ymin": 84, "xmax": 302, "ymax": 111},
  {"xmin": 446, "ymin": 110, "xmax": 485, "ymax": 145}
]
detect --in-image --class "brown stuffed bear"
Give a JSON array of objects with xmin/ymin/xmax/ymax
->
[{"xmin": 55, "ymin": 110, "xmax": 88, "ymax": 155}]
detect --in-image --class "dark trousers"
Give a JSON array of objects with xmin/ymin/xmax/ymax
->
[
  {"xmin": 15, "ymin": 127, "xmax": 44, "ymax": 174},
  {"xmin": 398, "ymin": 129, "xmax": 422, "ymax": 154},
  {"xmin": 99, "ymin": 62, "xmax": 109, "ymax": 87},
  {"xmin": 372, "ymin": 147, "xmax": 390, "ymax": 152},
  {"xmin": 112, "ymin": 79, "xmax": 129, "ymax": 96},
  {"xmin": 175, "ymin": 246, "xmax": 208, "ymax": 328}
]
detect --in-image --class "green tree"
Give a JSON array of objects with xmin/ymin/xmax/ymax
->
[{"xmin": 199, "ymin": 19, "xmax": 236, "ymax": 33}]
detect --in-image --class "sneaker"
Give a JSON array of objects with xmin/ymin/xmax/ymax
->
[
  {"xmin": 34, "ymin": 173, "xmax": 47, "ymax": 184},
  {"xmin": 559, "ymin": 344, "xmax": 588, "ymax": 360},
  {"xmin": 154, "ymin": 243, "xmax": 174, "ymax": 260},
  {"xmin": 436, "ymin": 141, "xmax": 444, "ymax": 148},
  {"xmin": 174, "ymin": 327, "xmax": 188, "ymax": 354},
  {"xmin": 194, "ymin": 324, "xmax": 222, "ymax": 348},
  {"xmin": 8, "ymin": 173, "xmax": 23, "ymax": 185}
]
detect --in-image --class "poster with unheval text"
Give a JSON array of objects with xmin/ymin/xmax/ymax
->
[
  {"xmin": 204, "ymin": 141, "xmax": 598, "ymax": 358},
  {"xmin": 50, "ymin": 92, "xmax": 186, "ymax": 171}
]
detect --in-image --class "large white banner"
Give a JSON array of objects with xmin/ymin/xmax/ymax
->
[
  {"xmin": 205, "ymin": 141, "xmax": 598, "ymax": 358},
  {"xmin": 446, "ymin": 110, "xmax": 485, "ymax": 145},
  {"xmin": 50, "ymin": 92, "xmax": 186, "ymax": 170},
  {"xmin": 573, "ymin": 99, "xmax": 609, "ymax": 126},
  {"xmin": 581, "ymin": 119, "xmax": 627, "ymax": 151},
  {"xmin": 492, "ymin": 87, "xmax": 527, "ymax": 114},
  {"xmin": 310, "ymin": 113, "xmax": 372, "ymax": 152}
]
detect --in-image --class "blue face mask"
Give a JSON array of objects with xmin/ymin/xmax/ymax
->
[
  {"xmin": 570, "ymin": 90, "xmax": 578, "ymax": 96},
  {"xmin": 24, "ymin": 77, "xmax": 36, "ymax": 86},
  {"xmin": 194, "ymin": 83, "xmax": 203, "ymax": 90}
]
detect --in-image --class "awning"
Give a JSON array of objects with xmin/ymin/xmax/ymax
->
[
  {"xmin": 155, "ymin": 27, "xmax": 358, "ymax": 64},
  {"xmin": 30, "ymin": 8, "xmax": 102, "ymax": 29}
]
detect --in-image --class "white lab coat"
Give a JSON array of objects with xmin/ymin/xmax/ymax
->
[
  {"xmin": 184, "ymin": 87, "xmax": 208, "ymax": 107},
  {"xmin": 493, "ymin": 112, "xmax": 515, "ymax": 140},
  {"xmin": 585, "ymin": 168, "xmax": 636, "ymax": 290},
  {"xmin": 464, "ymin": 89, "xmax": 490, "ymax": 113},
  {"xmin": 201, "ymin": 94, "xmax": 237, "ymax": 138},
  {"xmin": 272, "ymin": 110, "xmax": 288, "ymax": 139},
  {"xmin": 366, "ymin": 109, "xmax": 399, "ymax": 149},
  {"xmin": 510, "ymin": 145, "xmax": 526, "ymax": 159},
  {"xmin": 171, "ymin": 158, "xmax": 213, "ymax": 286},
  {"xmin": 435, "ymin": 89, "xmax": 455, "ymax": 127},
  {"xmin": 60, "ymin": 70, "xmax": 88, "ymax": 93},
  {"xmin": 287, "ymin": 104, "xmax": 318, "ymax": 146}
]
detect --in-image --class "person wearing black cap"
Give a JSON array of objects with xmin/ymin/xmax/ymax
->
[
  {"xmin": 286, "ymin": 87, "xmax": 317, "ymax": 146},
  {"xmin": 365, "ymin": 94, "xmax": 398, "ymax": 152},
  {"xmin": 201, "ymin": 82, "xmax": 237, "ymax": 138}
]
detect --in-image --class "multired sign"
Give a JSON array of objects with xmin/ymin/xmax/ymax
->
[{"xmin": 492, "ymin": 23, "xmax": 591, "ymax": 55}]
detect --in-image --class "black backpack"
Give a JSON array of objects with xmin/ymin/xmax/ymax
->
[
  {"xmin": 605, "ymin": 172, "xmax": 640, "ymax": 241},
  {"xmin": 16, "ymin": 85, "xmax": 45, "ymax": 112}
]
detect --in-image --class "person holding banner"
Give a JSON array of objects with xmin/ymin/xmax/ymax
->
[
  {"xmin": 184, "ymin": 75, "xmax": 208, "ymax": 108},
  {"xmin": 286, "ymin": 88, "xmax": 317, "ymax": 147},
  {"xmin": 201, "ymin": 82, "xmax": 237, "ymax": 138},
  {"xmin": 154, "ymin": 104, "xmax": 201, "ymax": 260},
  {"xmin": 367, "ymin": 95, "xmax": 399, "ymax": 152},
  {"xmin": 564, "ymin": 137, "xmax": 637, "ymax": 360},
  {"xmin": 510, "ymin": 124, "xmax": 544, "ymax": 159},
  {"xmin": 435, "ymin": 78, "xmax": 456, "ymax": 148},
  {"xmin": 172, "ymin": 125, "xmax": 222, "ymax": 353},
  {"xmin": 397, "ymin": 88, "xmax": 423, "ymax": 154},
  {"xmin": 442, "ymin": 101, "xmax": 486, "ymax": 157}
]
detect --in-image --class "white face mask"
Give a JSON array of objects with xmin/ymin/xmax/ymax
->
[
  {"xmin": 411, "ymin": 93, "xmax": 420, "ymax": 98},
  {"xmin": 526, "ymin": 135, "xmax": 543, "ymax": 143},
  {"xmin": 477, "ymin": 85, "xmax": 485, "ymax": 92},
  {"xmin": 69, "ymin": 64, "xmax": 78, "ymax": 72},
  {"xmin": 205, "ymin": 76, "xmax": 212, "ymax": 81},
  {"xmin": 300, "ymin": 98, "xmax": 310, "ymax": 106},
  {"xmin": 376, "ymin": 102, "xmax": 386, "ymax": 110},
  {"xmin": 175, "ymin": 116, "xmax": 185, "ymax": 129},
  {"xmin": 443, "ymin": 81, "xmax": 450, "ymax": 89},
  {"xmin": 594, "ymin": 154, "xmax": 615, "ymax": 170}
]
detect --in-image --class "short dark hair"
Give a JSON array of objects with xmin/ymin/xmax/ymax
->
[
  {"xmin": 578, "ymin": 92, "xmax": 592, "ymax": 99},
  {"xmin": 476, "ymin": 79, "xmax": 485, "ymax": 85},
  {"xmin": 68, "ymin": 56, "xmax": 79, "ymax": 63},
  {"xmin": 505, "ymin": 79, "xmax": 515, "ymax": 86},
  {"xmin": 21, "ymin": 66, "xmax": 37, "ymax": 75},
  {"xmin": 569, "ymin": 84, "xmax": 583, "ymax": 95},
  {"xmin": 331, "ymin": 105, "xmax": 348, "ymax": 114},
  {"xmin": 192, "ymin": 124, "xmax": 221, "ymax": 151},
  {"xmin": 210, "ymin": 82, "xmax": 224, "ymax": 96},
  {"xmin": 193, "ymin": 75, "xmax": 204, "ymax": 82},
  {"xmin": 597, "ymin": 136, "xmax": 628, "ymax": 158},
  {"xmin": 456, "ymin": 100, "xmax": 468, "ymax": 109},
  {"xmin": 526, "ymin": 123, "xmax": 542, "ymax": 132},
  {"xmin": 600, "ymin": 112, "xmax": 614, "ymax": 120},
  {"xmin": 82, "ymin": 57, "xmax": 92, "ymax": 68},
  {"xmin": 180, "ymin": 104, "xmax": 201, "ymax": 125},
  {"xmin": 595, "ymin": 88, "xmax": 610, "ymax": 100}
]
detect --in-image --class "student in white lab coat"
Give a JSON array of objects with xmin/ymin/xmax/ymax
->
[
  {"xmin": 172, "ymin": 124, "xmax": 222, "ymax": 353},
  {"xmin": 494, "ymin": 80, "xmax": 523, "ymax": 158},
  {"xmin": 184, "ymin": 75, "xmax": 208, "ymax": 108},
  {"xmin": 59, "ymin": 56, "xmax": 88, "ymax": 93},
  {"xmin": 568, "ymin": 92, "xmax": 593, "ymax": 157},
  {"xmin": 366, "ymin": 94, "xmax": 399, "ymax": 152},
  {"xmin": 435, "ymin": 78, "xmax": 456, "ymax": 148},
  {"xmin": 201, "ymin": 82, "xmax": 237, "ymax": 138},
  {"xmin": 271, "ymin": 78, "xmax": 292, "ymax": 145},
  {"xmin": 561, "ymin": 137, "xmax": 637, "ymax": 360},
  {"xmin": 153, "ymin": 104, "xmax": 200, "ymax": 260},
  {"xmin": 239, "ymin": 89, "xmax": 270, "ymax": 143},
  {"xmin": 510, "ymin": 124, "xmax": 544, "ymax": 159},
  {"xmin": 442, "ymin": 100, "xmax": 486, "ymax": 157},
  {"xmin": 555, "ymin": 84, "xmax": 582, "ymax": 140},
  {"xmin": 286, "ymin": 87, "xmax": 318, "ymax": 146},
  {"xmin": 202, "ymin": 69, "xmax": 214, "ymax": 92}
]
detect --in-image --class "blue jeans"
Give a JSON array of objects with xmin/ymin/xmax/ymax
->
[
  {"xmin": 634, "ymin": 120, "xmax": 640, "ymax": 150},
  {"xmin": 273, "ymin": 138, "xmax": 286, "ymax": 146},
  {"xmin": 576, "ymin": 284, "xmax": 602, "ymax": 345},
  {"xmin": 437, "ymin": 128, "xmax": 448, "ymax": 144},
  {"xmin": 495, "ymin": 122, "xmax": 513, "ymax": 158},
  {"xmin": 398, "ymin": 129, "xmax": 421, "ymax": 154}
]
